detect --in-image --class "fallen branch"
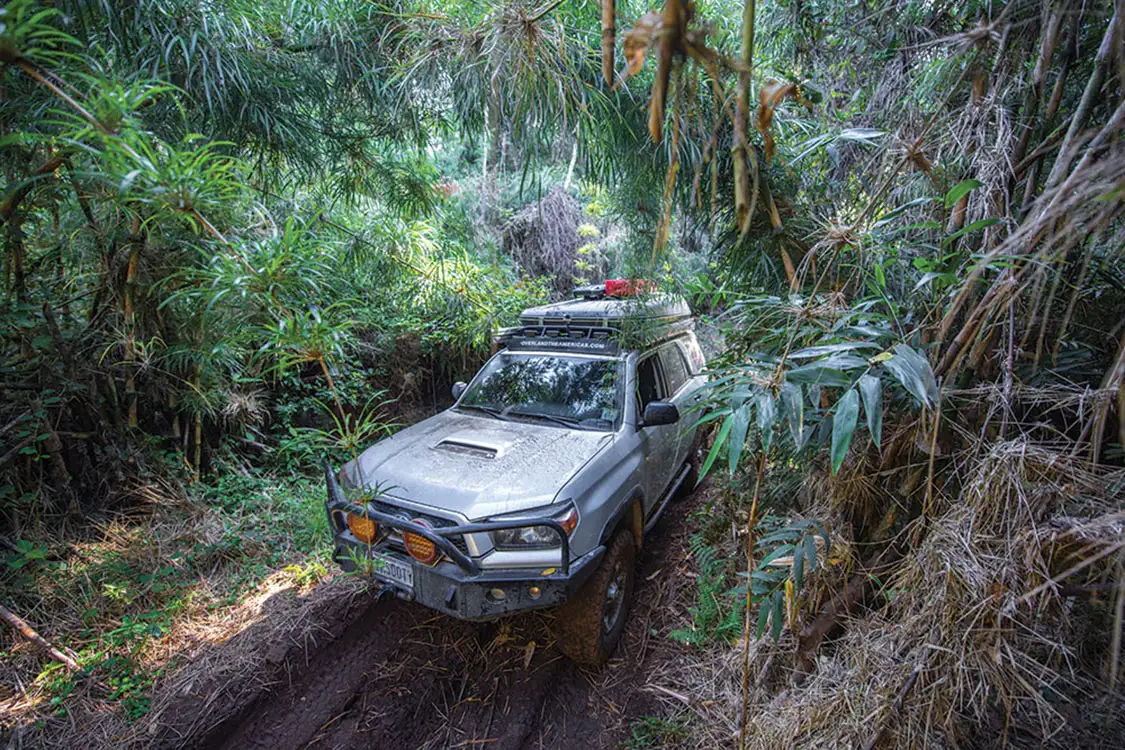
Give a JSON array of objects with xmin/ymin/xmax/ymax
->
[
  {"xmin": 0, "ymin": 603, "xmax": 80, "ymax": 671},
  {"xmin": 795, "ymin": 544, "xmax": 904, "ymax": 676}
]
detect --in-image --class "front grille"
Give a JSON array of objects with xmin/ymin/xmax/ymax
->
[{"xmin": 369, "ymin": 500, "xmax": 470, "ymax": 556}]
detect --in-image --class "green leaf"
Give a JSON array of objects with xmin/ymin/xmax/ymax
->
[
  {"xmin": 786, "ymin": 362, "xmax": 852, "ymax": 387},
  {"xmin": 944, "ymin": 178, "xmax": 983, "ymax": 208},
  {"xmin": 699, "ymin": 414, "xmax": 732, "ymax": 483},
  {"xmin": 793, "ymin": 537, "xmax": 805, "ymax": 588},
  {"xmin": 771, "ymin": 590, "xmax": 785, "ymax": 641},
  {"xmin": 780, "ymin": 381, "xmax": 805, "ymax": 448},
  {"xmin": 758, "ymin": 543, "xmax": 795, "ymax": 568},
  {"xmin": 883, "ymin": 344, "xmax": 939, "ymax": 408},
  {"xmin": 757, "ymin": 528, "xmax": 801, "ymax": 545},
  {"xmin": 728, "ymin": 403, "xmax": 751, "ymax": 475},
  {"xmin": 788, "ymin": 342, "xmax": 880, "ymax": 359},
  {"xmin": 756, "ymin": 392, "xmax": 776, "ymax": 452},
  {"xmin": 858, "ymin": 374, "xmax": 883, "ymax": 449},
  {"xmin": 874, "ymin": 262, "xmax": 886, "ymax": 290},
  {"xmin": 830, "ymin": 389, "xmax": 860, "ymax": 474},
  {"xmin": 803, "ymin": 534, "xmax": 817, "ymax": 578},
  {"xmin": 756, "ymin": 601, "xmax": 770, "ymax": 637},
  {"xmin": 913, "ymin": 270, "xmax": 957, "ymax": 291},
  {"xmin": 943, "ymin": 216, "xmax": 1002, "ymax": 245}
]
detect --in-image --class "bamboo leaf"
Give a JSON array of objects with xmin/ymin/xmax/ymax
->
[
  {"xmin": 788, "ymin": 342, "xmax": 880, "ymax": 359},
  {"xmin": 944, "ymin": 178, "xmax": 983, "ymax": 208},
  {"xmin": 728, "ymin": 403, "xmax": 751, "ymax": 475},
  {"xmin": 803, "ymin": 534, "xmax": 817, "ymax": 577},
  {"xmin": 699, "ymin": 413, "xmax": 732, "ymax": 482},
  {"xmin": 830, "ymin": 389, "xmax": 860, "ymax": 474},
  {"xmin": 780, "ymin": 381, "xmax": 805, "ymax": 448},
  {"xmin": 858, "ymin": 374, "xmax": 883, "ymax": 449},
  {"xmin": 883, "ymin": 344, "xmax": 938, "ymax": 408},
  {"xmin": 758, "ymin": 543, "xmax": 795, "ymax": 568},
  {"xmin": 756, "ymin": 391, "xmax": 775, "ymax": 452},
  {"xmin": 793, "ymin": 537, "xmax": 805, "ymax": 588},
  {"xmin": 786, "ymin": 362, "xmax": 852, "ymax": 387},
  {"xmin": 756, "ymin": 600, "xmax": 770, "ymax": 637},
  {"xmin": 771, "ymin": 589, "xmax": 784, "ymax": 641}
]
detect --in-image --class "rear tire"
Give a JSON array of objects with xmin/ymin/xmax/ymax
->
[{"xmin": 552, "ymin": 530, "xmax": 635, "ymax": 667}]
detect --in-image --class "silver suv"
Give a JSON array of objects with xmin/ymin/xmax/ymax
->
[{"xmin": 324, "ymin": 283, "xmax": 706, "ymax": 665}]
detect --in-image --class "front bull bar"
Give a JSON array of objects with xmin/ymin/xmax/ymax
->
[{"xmin": 323, "ymin": 461, "xmax": 571, "ymax": 576}]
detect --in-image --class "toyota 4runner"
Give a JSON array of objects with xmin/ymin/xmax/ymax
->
[{"xmin": 324, "ymin": 280, "xmax": 707, "ymax": 666}]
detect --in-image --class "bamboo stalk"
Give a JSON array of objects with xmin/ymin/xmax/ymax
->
[
  {"xmin": 648, "ymin": 0, "xmax": 682, "ymax": 143},
  {"xmin": 601, "ymin": 0, "xmax": 616, "ymax": 87},
  {"xmin": 738, "ymin": 452, "xmax": 767, "ymax": 750},
  {"xmin": 732, "ymin": 0, "xmax": 757, "ymax": 234},
  {"xmin": 1043, "ymin": 8, "xmax": 1118, "ymax": 191},
  {"xmin": 123, "ymin": 223, "xmax": 144, "ymax": 429}
]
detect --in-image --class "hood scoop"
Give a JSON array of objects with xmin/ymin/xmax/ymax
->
[{"xmin": 433, "ymin": 439, "xmax": 500, "ymax": 459}]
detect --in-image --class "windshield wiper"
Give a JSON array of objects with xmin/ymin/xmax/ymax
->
[
  {"xmin": 459, "ymin": 404, "xmax": 511, "ymax": 421},
  {"xmin": 506, "ymin": 410, "xmax": 587, "ymax": 429}
]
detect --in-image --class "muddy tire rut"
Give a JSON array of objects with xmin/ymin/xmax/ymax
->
[{"xmin": 199, "ymin": 492, "xmax": 702, "ymax": 750}]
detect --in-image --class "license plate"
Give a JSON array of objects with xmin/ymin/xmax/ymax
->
[{"xmin": 371, "ymin": 552, "xmax": 414, "ymax": 589}]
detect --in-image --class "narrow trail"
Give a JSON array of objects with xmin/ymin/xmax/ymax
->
[{"xmin": 200, "ymin": 489, "xmax": 702, "ymax": 750}]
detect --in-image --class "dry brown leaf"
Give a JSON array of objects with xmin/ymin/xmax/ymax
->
[
  {"xmin": 522, "ymin": 639, "xmax": 536, "ymax": 669},
  {"xmin": 756, "ymin": 80, "xmax": 798, "ymax": 163},
  {"xmin": 623, "ymin": 11, "xmax": 663, "ymax": 79}
]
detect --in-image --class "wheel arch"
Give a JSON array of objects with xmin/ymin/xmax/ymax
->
[{"xmin": 599, "ymin": 488, "xmax": 644, "ymax": 553}]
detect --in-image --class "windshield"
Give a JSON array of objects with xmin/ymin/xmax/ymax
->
[{"xmin": 459, "ymin": 353, "xmax": 622, "ymax": 430}]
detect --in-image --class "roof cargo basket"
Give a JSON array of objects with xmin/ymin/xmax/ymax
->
[{"xmin": 494, "ymin": 280, "xmax": 693, "ymax": 354}]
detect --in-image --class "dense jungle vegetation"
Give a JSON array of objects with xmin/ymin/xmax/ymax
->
[{"xmin": 2, "ymin": 0, "xmax": 1124, "ymax": 747}]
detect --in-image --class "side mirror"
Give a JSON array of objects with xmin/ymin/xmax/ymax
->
[
  {"xmin": 641, "ymin": 402, "xmax": 679, "ymax": 427},
  {"xmin": 451, "ymin": 381, "xmax": 468, "ymax": 400}
]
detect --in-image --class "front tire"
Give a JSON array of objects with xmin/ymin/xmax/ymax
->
[{"xmin": 552, "ymin": 530, "xmax": 635, "ymax": 667}]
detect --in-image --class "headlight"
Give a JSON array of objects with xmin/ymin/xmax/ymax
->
[{"xmin": 490, "ymin": 504, "xmax": 579, "ymax": 549}]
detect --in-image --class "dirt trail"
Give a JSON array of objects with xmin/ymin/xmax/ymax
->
[{"xmin": 200, "ymin": 493, "xmax": 700, "ymax": 750}]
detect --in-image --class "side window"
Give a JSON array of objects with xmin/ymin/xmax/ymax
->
[
  {"xmin": 660, "ymin": 343, "xmax": 690, "ymax": 395},
  {"xmin": 636, "ymin": 355, "xmax": 664, "ymax": 409},
  {"xmin": 682, "ymin": 336, "xmax": 705, "ymax": 374}
]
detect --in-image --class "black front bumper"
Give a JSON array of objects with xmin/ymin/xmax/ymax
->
[
  {"xmin": 325, "ymin": 462, "xmax": 604, "ymax": 621},
  {"xmin": 333, "ymin": 534, "xmax": 604, "ymax": 620}
]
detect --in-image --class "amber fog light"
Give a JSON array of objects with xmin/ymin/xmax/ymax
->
[
  {"xmin": 403, "ymin": 520, "xmax": 439, "ymax": 564},
  {"xmin": 528, "ymin": 586, "xmax": 541, "ymax": 600},
  {"xmin": 346, "ymin": 513, "xmax": 377, "ymax": 544}
]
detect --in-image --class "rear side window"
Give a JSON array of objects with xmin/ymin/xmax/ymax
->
[
  {"xmin": 660, "ymin": 344, "xmax": 691, "ymax": 395},
  {"xmin": 637, "ymin": 355, "xmax": 664, "ymax": 408},
  {"xmin": 682, "ymin": 337, "xmax": 705, "ymax": 374}
]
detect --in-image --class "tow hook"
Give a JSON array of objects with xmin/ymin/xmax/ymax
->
[{"xmin": 375, "ymin": 583, "xmax": 398, "ymax": 602}]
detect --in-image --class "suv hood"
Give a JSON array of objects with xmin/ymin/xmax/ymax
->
[{"xmin": 353, "ymin": 410, "xmax": 613, "ymax": 520}]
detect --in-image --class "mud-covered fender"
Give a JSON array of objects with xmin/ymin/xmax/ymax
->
[{"xmin": 598, "ymin": 487, "xmax": 644, "ymax": 553}]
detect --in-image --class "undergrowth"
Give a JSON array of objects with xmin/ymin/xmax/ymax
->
[
  {"xmin": 1, "ymin": 453, "xmax": 334, "ymax": 724},
  {"xmin": 669, "ymin": 531, "xmax": 743, "ymax": 646}
]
